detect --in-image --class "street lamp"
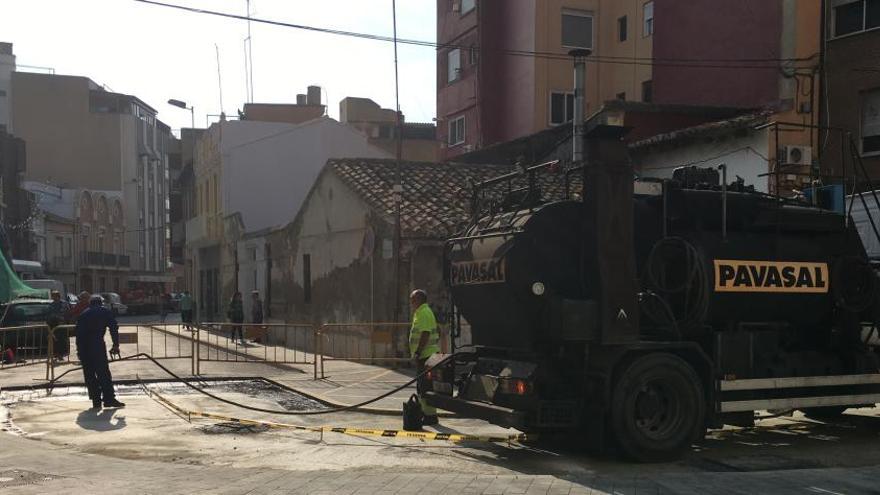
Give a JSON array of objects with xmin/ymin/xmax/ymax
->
[
  {"xmin": 167, "ymin": 98, "xmax": 197, "ymax": 302},
  {"xmin": 167, "ymin": 99, "xmax": 195, "ymax": 130}
]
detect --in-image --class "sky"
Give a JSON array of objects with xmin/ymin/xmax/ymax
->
[{"xmin": 0, "ymin": 0, "xmax": 437, "ymax": 133}]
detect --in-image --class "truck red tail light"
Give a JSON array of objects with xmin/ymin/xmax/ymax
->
[{"xmin": 499, "ymin": 378, "xmax": 531, "ymax": 395}]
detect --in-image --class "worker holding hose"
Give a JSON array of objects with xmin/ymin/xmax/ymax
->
[
  {"xmin": 409, "ymin": 289, "xmax": 440, "ymax": 426},
  {"xmin": 76, "ymin": 295, "xmax": 125, "ymax": 409}
]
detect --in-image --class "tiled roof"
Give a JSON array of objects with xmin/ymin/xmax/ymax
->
[
  {"xmin": 629, "ymin": 111, "xmax": 772, "ymax": 150},
  {"xmin": 330, "ymin": 158, "xmax": 514, "ymax": 238},
  {"xmin": 330, "ymin": 158, "xmax": 582, "ymax": 238}
]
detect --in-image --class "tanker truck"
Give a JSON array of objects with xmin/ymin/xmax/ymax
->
[{"xmin": 422, "ymin": 124, "xmax": 880, "ymax": 461}]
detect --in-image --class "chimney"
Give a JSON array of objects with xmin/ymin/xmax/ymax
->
[
  {"xmin": 307, "ymin": 86, "xmax": 321, "ymax": 106},
  {"xmin": 296, "ymin": 94, "xmax": 307, "ymax": 105}
]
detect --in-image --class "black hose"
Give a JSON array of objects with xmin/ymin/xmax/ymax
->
[
  {"xmin": 638, "ymin": 290, "xmax": 681, "ymax": 341},
  {"xmin": 45, "ymin": 352, "xmax": 458, "ymax": 416},
  {"xmin": 645, "ymin": 237, "xmax": 710, "ymax": 332}
]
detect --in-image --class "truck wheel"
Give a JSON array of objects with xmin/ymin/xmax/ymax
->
[
  {"xmin": 611, "ymin": 353, "xmax": 705, "ymax": 462},
  {"xmin": 801, "ymin": 406, "xmax": 848, "ymax": 420}
]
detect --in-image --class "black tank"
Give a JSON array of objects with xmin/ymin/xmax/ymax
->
[{"xmin": 447, "ymin": 188, "xmax": 870, "ymax": 349}]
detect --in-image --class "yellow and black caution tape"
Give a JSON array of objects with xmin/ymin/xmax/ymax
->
[{"xmin": 140, "ymin": 383, "xmax": 532, "ymax": 444}]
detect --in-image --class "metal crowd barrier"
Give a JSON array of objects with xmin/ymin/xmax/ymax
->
[
  {"xmin": 316, "ymin": 323, "xmax": 411, "ymax": 379},
  {"xmin": 194, "ymin": 322, "xmax": 317, "ymax": 375},
  {"xmin": 2, "ymin": 318, "xmax": 451, "ymax": 383},
  {"xmin": 0, "ymin": 324, "xmax": 52, "ymax": 371}
]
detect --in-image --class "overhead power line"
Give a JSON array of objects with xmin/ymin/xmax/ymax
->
[{"xmin": 133, "ymin": 0, "xmax": 819, "ymax": 70}]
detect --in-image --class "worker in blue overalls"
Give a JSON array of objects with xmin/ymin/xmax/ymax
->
[{"xmin": 76, "ymin": 295, "xmax": 125, "ymax": 409}]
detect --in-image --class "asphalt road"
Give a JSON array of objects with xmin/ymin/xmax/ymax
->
[{"xmin": 3, "ymin": 324, "xmax": 880, "ymax": 494}]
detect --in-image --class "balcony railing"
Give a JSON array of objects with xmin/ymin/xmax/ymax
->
[{"xmin": 81, "ymin": 251, "xmax": 130, "ymax": 269}]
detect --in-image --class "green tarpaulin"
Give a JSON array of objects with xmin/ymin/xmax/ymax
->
[{"xmin": 0, "ymin": 254, "xmax": 48, "ymax": 302}]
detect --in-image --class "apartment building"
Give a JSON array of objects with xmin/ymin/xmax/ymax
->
[
  {"xmin": 822, "ymin": 0, "xmax": 880, "ymax": 180},
  {"xmin": 0, "ymin": 129, "xmax": 32, "ymax": 259},
  {"xmin": 26, "ymin": 181, "xmax": 127, "ymax": 293},
  {"xmin": 339, "ymin": 97, "xmax": 438, "ymax": 161},
  {"xmin": 0, "ymin": 42, "xmax": 14, "ymax": 131},
  {"xmin": 438, "ymin": 0, "xmax": 821, "ymax": 163},
  {"xmin": 10, "ymin": 71, "xmax": 172, "ymax": 293}
]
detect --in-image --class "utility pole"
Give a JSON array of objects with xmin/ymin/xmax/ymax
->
[{"xmin": 392, "ymin": 0, "xmax": 403, "ymax": 323}]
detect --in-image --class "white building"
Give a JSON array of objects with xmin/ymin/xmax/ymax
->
[
  {"xmin": 631, "ymin": 113, "xmax": 773, "ymax": 193},
  {"xmin": 186, "ymin": 116, "xmax": 391, "ymax": 320}
]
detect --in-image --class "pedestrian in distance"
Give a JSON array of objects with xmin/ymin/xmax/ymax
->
[
  {"xmin": 75, "ymin": 295, "xmax": 125, "ymax": 409},
  {"xmin": 159, "ymin": 292, "xmax": 170, "ymax": 323},
  {"xmin": 46, "ymin": 290, "xmax": 70, "ymax": 359},
  {"xmin": 409, "ymin": 289, "xmax": 441, "ymax": 426},
  {"xmin": 179, "ymin": 290, "xmax": 194, "ymax": 331},
  {"xmin": 227, "ymin": 291, "xmax": 245, "ymax": 345},
  {"xmin": 66, "ymin": 291, "xmax": 90, "ymax": 322},
  {"xmin": 250, "ymin": 290, "xmax": 264, "ymax": 344}
]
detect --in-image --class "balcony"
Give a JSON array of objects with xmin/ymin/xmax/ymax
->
[{"xmin": 81, "ymin": 251, "xmax": 131, "ymax": 269}]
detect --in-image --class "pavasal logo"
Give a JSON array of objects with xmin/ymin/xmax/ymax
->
[
  {"xmin": 714, "ymin": 259, "xmax": 829, "ymax": 293},
  {"xmin": 450, "ymin": 258, "xmax": 506, "ymax": 286}
]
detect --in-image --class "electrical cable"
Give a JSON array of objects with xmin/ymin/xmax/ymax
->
[
  {"xmin": 132, "ymin": 0, "xmax": 819, "ymax": 70},
  {"xmin": 45, "ymin": 351, "xmax": 458, "ymax": 416}
]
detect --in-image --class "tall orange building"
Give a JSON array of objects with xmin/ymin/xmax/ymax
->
[{"xmin": 437, "ymin": 0, "xmax": 822, "ymax": 164}]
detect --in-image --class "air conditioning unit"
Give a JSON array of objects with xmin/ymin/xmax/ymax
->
[{"xmin": 783, "ymin": 145, "xmax": 812, "ymax": 166}]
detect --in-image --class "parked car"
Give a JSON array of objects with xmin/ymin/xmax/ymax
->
[{"xmin": 100, "ymin": 292, "xmax": 128, "ymax": 316}]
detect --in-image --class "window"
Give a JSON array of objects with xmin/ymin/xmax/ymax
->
[
  {"xmin": 447, "ymin": 48, "xmax": 461, "ymax": 83},
  {"xmin": 461, "ymin": 0, "xmax": 475, "ymax": 15},
  {"xmin": 833, "ymin": 0, "xmax": 880, "ymax": 37},
  {"xmin": 618, "ymin": 16, "xmax": 628, "ymax": 42},
  {"xmin": 862, "ymin": 88, "xmax": 880, "ymax": 154},
  {"xmin": 550, "ymin": 92, "xmax": 575, "ymax": 125},
  {"xmin": 616, "ymin": 92, "xmax": 627, "ymax": 101},
  {"xmin": 448, "ymin": 115, "xmax": 466, "ymax": 146},
  {"xmin": 302, "ymin": 254, "xmax": 311, "ymax": 303},
  {"xmin": 642, "ymin": 80, "xmax": 653, "ymax": 103},
  {"xmin": 643, "ymin": 1, "xmax": 654, "ymax": 36},
  {"xmin": 469, "ymin": 45, "xmax": 479, "ymax": 66},
  {"xmin": 562, "ymin": 9, "xmax": 593, "ymax": 49}
]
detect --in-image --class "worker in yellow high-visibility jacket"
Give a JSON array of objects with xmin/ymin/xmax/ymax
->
[{"xmin": 409, "ymin": 289, "xmax": 440, "ymax": 425}]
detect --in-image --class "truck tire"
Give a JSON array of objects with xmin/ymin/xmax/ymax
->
[{"xmin": 611, "ymin": 353, "xmax": 705, "ymax": 462}]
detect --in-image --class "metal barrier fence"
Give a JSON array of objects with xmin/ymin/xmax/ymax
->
[
  {"xmin": 0, "ymin": 323, "xmax": 198, "ymax": 382},
  {"xmin": 1, "ymin": 319, "xmax": 451, "ymax": 383},
  {"xmin": 0, "ymin": 324, "xmax": 52, "ymax": 371},
  {"xmin": 315, "ymin": 323, "xmax": 452, "ymax": 379},
  {"xmin": 195, "ymin": 322, "xmax": 316, "ymax": 374}
]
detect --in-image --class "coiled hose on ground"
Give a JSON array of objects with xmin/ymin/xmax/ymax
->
[{"xmin": 43, "ymin": 352, "xmax": 458, "ymax": 416}]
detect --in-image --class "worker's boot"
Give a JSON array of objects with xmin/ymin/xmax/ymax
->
[
  {"xmin": 91, "ymin": 399, "xmax": 102, "ymax": 410},
  {"xmin": 103, "ymin": 398, "xmax": 126, "ymax": 408}
]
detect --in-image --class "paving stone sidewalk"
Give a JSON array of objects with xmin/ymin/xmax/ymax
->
[{"xmin": 3, "ymin": 433, "xmax": 880, "ymax": 494}]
